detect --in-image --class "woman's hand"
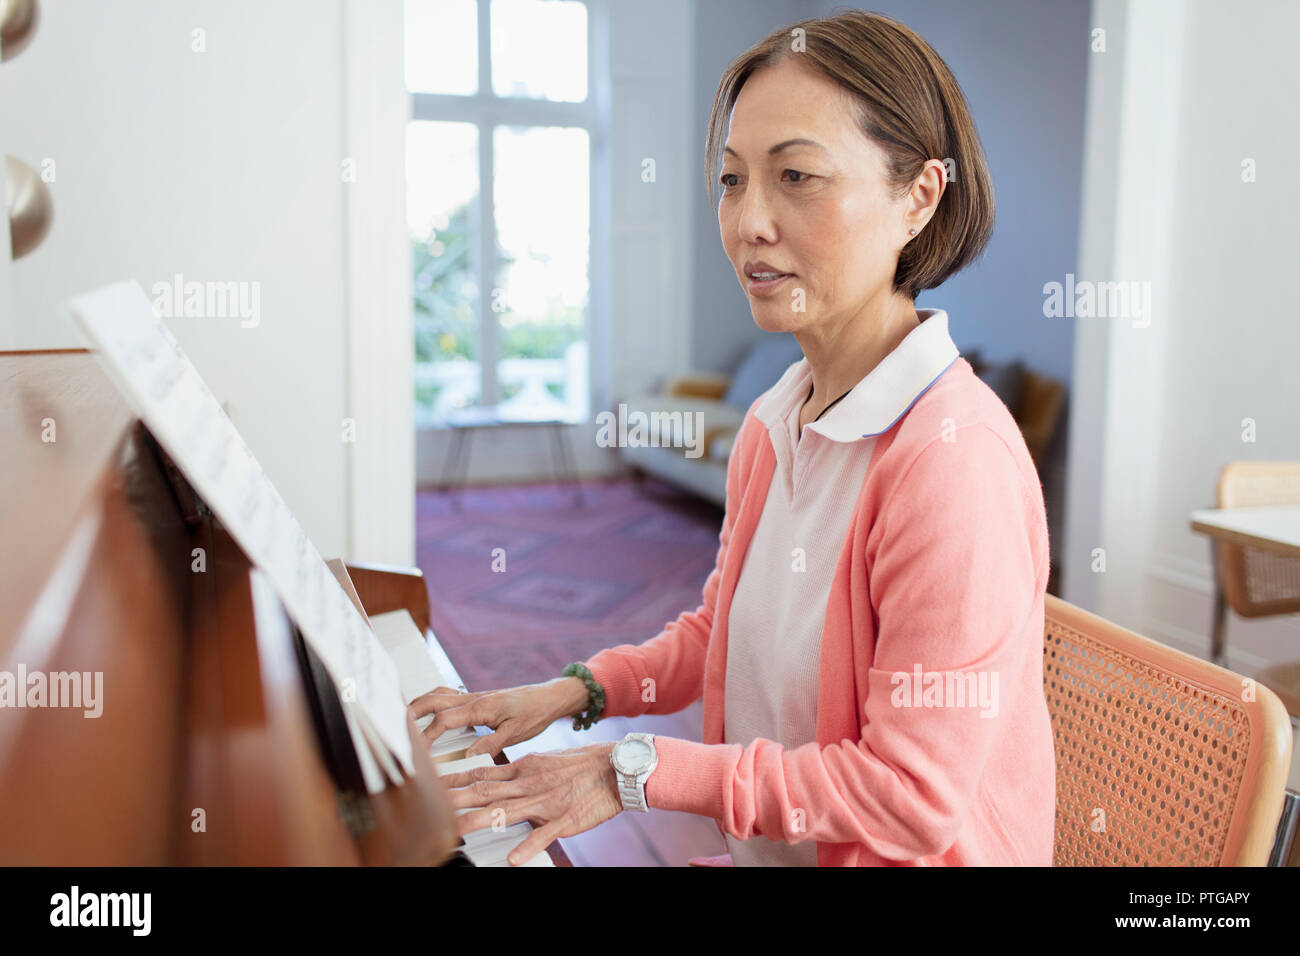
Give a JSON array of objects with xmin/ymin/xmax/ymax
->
[
  {"xmin": 410, "ymin": 676, "xmax": 589, "ymax": 757},
  {"xmin": 440, "ymin": 742, "xmax": 621, "ymax": 866}
]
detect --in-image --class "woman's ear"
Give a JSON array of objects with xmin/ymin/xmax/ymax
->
[{"xmin": 904, "ymin": 159, "xmax": 947, "ymax": 235}]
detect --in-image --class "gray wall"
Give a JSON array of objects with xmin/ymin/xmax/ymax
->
[{"xmin": 689, "ymin": 0, "xmax": 1089, "ymax": 388}]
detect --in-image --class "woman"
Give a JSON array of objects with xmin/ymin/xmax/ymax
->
[{"xmin": 414, "ymin": 10, "xmax": 1055, "ymax": 867}]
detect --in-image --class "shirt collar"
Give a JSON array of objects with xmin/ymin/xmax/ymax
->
[{"xmin": 755, "ymin": 308, "xmax": 959, "ymax": 443}]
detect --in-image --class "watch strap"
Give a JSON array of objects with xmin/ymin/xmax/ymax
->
[
  {"xmin": 618, "ymin": 772, "xmax": 648, "ymax": 812},
  {"xmin": 613, "ymin": 732, "xmax": 655, "ymax": 813}
]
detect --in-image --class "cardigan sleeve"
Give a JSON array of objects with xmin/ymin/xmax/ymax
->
[
  {"xmin": 582, "ymin": 397, "xmax": 763, "ymax": 719},
  {"xmin": 644, "ymin": 423, "xmax": 1047, "ymax": 860}
]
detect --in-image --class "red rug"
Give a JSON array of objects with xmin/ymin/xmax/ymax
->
[{"xmin": 415, "ymin": 477, "xmax": 724, "ymax": 693}]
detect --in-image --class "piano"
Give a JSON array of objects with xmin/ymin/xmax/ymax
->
[{"xmin": 0, "ymin": 349, "xmax": 571, "ymax": 866}]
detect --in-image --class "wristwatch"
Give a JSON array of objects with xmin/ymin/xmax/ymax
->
[{"xmin": 610, "ymin": 732, "xmax": 658, "ymax": 813}]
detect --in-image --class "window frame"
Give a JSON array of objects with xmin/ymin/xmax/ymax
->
[{"xmin": 408, "ymin": 0, "xmax": 608, "ymax": 420}]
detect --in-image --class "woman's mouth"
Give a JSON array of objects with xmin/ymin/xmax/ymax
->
[{"xmin": 746, "ymin": 271, "xmax": 794, "ymax": 295}]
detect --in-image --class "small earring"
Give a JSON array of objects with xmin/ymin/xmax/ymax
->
[{"xmin": 908, "ymin": 228, "xmax": 917, "ymax": 236}]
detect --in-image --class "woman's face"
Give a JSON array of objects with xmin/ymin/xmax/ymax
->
[{"xmin": 718, "ymin": 56, "xmax": 915, "ymax": 334}]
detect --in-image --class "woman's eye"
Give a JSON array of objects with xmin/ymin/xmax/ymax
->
[{"xmin": 719, "ymin": 170, "xmax": 810, "ymax": 190}]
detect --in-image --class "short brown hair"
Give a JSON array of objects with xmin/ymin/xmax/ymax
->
[{"xmin": 705, "ymin": 9, "xmax": 995, "ymax": 301}]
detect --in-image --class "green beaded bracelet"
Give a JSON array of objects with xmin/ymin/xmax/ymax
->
[{"xmin": 562, "ymin": 662, "xmax": 606, "ymax": 731}]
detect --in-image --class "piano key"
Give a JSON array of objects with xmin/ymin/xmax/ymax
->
[
  {"xmin": 463, "ymin": 822, "xmax": 532, "ymax": 848},
  {"xmin": 467, "ymin": 837, "xmax": 555, "ymax": 868},
  {"xmin": 434, "ymin": 753, "xmax": 496, "ymax": 776},
  {"xmin": 361, "ymin": 607, "xmax": 564, "ymax": 866},
  {"xmin": 429, "ymin": 728, "xmax": 478, "ymax": 763},
  {"xmin": 464, "ymin": 838, "xmax": 518, "ymax": 867}
]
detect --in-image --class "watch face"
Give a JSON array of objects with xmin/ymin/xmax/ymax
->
[{"xmin": 615, "ymin": 738, "xmax": 652, "ymax": 772}]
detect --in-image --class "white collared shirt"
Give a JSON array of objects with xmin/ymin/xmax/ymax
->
[{"xmin": 722, "ymin": 308, "xmax": 960, "ymax": 866}]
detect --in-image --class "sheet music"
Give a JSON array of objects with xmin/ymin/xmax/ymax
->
[
  {"xmin": 65, "ymin": 280, "xmax": 414, "ymax": 792},
  {"xmin": 368, "ymin": 609, "xmax": 478, "ymax": 755},
  {"xmin": 247, "ymin": 569, "xmax": 386, "ymax": 793}
]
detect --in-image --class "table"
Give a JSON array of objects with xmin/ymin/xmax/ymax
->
[
  {"xmin": 1190, "ymin": 506, "xmax": 1300, "ymax": 559},
  {"xmin": 1189, "ymin": 505, "xmax": 1300, "ymax": 665},
  {"xmin": 437, "ymin": 405, "xmax": 586, "ymax": 511}
]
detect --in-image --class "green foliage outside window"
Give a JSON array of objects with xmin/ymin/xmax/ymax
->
[{"xmin": 413, "ymin": 200, "xmax": 585, "ymax": 414}]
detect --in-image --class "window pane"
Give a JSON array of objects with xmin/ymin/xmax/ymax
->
[
  {"xmin": 490, "ymin": 0, "xmax": 588, "ymax": 102},
  {"xmin": 407, "ymin": 121, "xmax": 481, "ymax": 422},
  {"xmin": 493, "ymin": 125, "xmax": 589, "ymax": 420},
  {"xmin": 405, "ymin": 0, "xmax": 478, "ymax": 95}
]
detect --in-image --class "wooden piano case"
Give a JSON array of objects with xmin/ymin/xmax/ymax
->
[{"xmin": 0, "ymin": 350, "xmax": 567, "ymax": 866}]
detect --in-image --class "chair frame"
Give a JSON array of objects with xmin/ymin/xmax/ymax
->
[{"xmin": 1045, "ymin": 594, "xmax": 1294, "ymax": 866}]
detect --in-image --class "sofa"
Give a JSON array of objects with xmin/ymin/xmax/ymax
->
[
  {"xmin": 619, "ymin": 332, "xmax": 1066, "ymax": 512},
  {"xmin": 618, "ymin": 333, "xmax": 802, "ymax": 506}
]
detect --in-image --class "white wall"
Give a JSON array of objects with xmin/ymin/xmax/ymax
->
[
  {"xmin": 0, "ymin": 142, "xmax": 13, "ymax": 339},
  {"xmin": 605, "ymin": 0, "xmax": 695, "ymax": 405},
  {"xmin": 1065, "ymin": 0, "xmax": 1300, "ymax": 675},
  {"xmin": 343, "ymin": 0, "xmax": 415, "ymax": 566},
  {"xmin": 0, "ymin": 0, "xmax": 355, "ymax": 560}
]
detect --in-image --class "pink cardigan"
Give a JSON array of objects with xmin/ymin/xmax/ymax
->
[{"xmin": 585, "ymin": 356, "xmax": 1056, "ymax": 866}]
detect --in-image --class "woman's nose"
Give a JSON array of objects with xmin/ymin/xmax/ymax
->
[{"xmin": 736, "ymin": 184, "xmax": 778, "ymax": 244}]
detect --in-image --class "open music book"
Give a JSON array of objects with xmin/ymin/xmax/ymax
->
[{"xmin": 65, "ymin": 280, "xmax": 412, "ymax": 792}]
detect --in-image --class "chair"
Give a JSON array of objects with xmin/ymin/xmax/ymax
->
[
  {"xmin": 964, "ymin": 352, "xmax": 1065, "ymax": 472},
  {"xmin": 1015, "ymin": 368, "xmax": 1066, "ymax": 473},
  {"xmin": 1044, "ymin": 594, "xmax": 1296, "ymax": 865},
  {"xmin": 1208, "ymin": 463, "xmax": 1300, "ymax": 720}
]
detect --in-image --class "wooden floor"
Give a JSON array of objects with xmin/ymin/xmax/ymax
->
[{"xmin": 503, "ymin": 703, "xmax": 727, "ymax": 867}]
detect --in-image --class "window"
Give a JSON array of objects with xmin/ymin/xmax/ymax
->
[{"xmin": 405, "ymin": 0, "xmax": 595, "ymax": 425}]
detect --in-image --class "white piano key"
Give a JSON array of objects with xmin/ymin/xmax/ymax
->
[
  {"xmin": 435, "ymin": 753, "xmax": 496, "ymax": 776},
  {"xmin": 360, "ymin": 608, "xmax": 559, "ymax": 866},
  {"xmin": 464, "ymin": 838, "xmax": 518, "ymax": 867},
  {"xmin": 464, "ymin": 822, "xmax": 532, "ymax": 848},
  {"xmin": 467, "ymin": 837, "xmax": 555, "ymax": 868},
  {"xmin": 429, "ymin": 728, "xmax": 478, "ymax": 761}
]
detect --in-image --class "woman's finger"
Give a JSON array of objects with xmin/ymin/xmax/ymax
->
[
  {"xmin": 438, "ymin": 762, "xmax": 518, "ymax": 790},
  {"xmin": 506, "ymin": 817, "xmax": 567, "ymax": 867},
  {"xmin": 420, "ymin": 698, "xmax": 488, "ymax": 741},
  {"xmin": 409, "ymin": 687, "xmax": 464, "ymax": 716},
  {"xmin": 419, "ymin": 706, "xmax": 459, "ymax": 742},
  {"xmin": 463, "ymin": 724, "xmax": 513, "ymax": 758},
  {"xmin": 455, "ymin": 794, "xmax": 544, "ymax": 838},
  {"xmin": 409, "ymin": 687, "xmax": 472, "ymax": 719},
  {"xmin": 443, "ymin": 775, "xmax": 536, "ymax": 810}
]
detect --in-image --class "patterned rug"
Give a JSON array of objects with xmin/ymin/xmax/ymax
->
[{"xmin": 415, "ymin": 477, "xmax": 725, "ymax": 693}]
